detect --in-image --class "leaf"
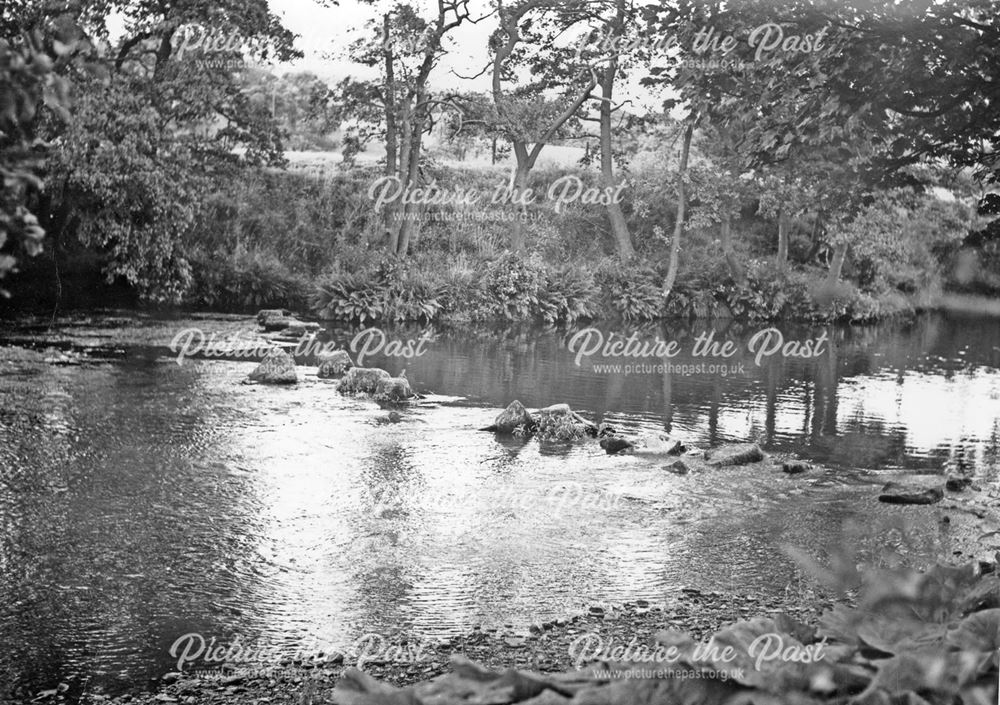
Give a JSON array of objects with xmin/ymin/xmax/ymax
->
[
  {"xmin": 946, "ymin": 609, "xmax": 1000, "ymax": 652},
  {"xmin": 854, "ymin": 614, "xmax": 948, "ymax": 655},
  {"xmin": 862, "ymin": 651, "xmax": 992, "ymax": 697}
]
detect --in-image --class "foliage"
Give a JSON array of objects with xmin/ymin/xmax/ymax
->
[
  {"xmin": 537, "ymin": 265, "xmax": 599, "ymax": 325},
  {"xmin": 534, "ymin": 413, "xmax": 589, "ymax": 442},
  {"xmin": 0, "ymin": 14, "xmax": 77, "ymax": 294},
  {"xmin": 473, "ymin": 252, "xmax": 547, "ymax": 322},
  {"xmin": 838, "ymin": 189, "xmax": 975, "ymax": 294},
  {"xmin": 46, "ymin": 78, "xmax": 203, "ymax": 303},
  {"xmin": 185, "ymin": 249, "xmax": 309, "ymax": 312},
  {"xmin": 596, "ymin": 262, "xmax": 664, "ymax": 321},
  {"xmin": 240, "ymin": 69, "xmax": 340, "ymax": 151},
  {"xmin": 6, "ymin": 0, "xmax": 301, "ymax": 303},
  {"xmin": 312, "ymin": 258, "xmax": 444, "ymax": 324}
]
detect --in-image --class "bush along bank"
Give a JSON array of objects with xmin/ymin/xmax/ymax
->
[{"xmin": 309, "ymin": 253, "xmax": 918, "ymax": 326}]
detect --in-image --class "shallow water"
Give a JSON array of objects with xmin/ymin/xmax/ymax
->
[{"xmin": 0, "ymin": 312, "xmax": 998, "ymax": 696}]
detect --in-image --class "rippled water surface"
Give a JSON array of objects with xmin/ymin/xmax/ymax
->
[{"xmin": 1, "ymin": 312, "xmax": 999, "ymax": 695}]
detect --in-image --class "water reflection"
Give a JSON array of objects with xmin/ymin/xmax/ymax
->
[{"xmin": 0, "ymin": 312, "xmax": 998, "ymax": 698}]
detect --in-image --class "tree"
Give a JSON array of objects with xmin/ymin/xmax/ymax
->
[
  {"xmin": 241, "ymin": 70, "xmax": 340, "ymax": 151},
  {"xmin": 642, "ymin": 0, "xmax": 999, "ymax": 217},
  {"xmin": 662, "ymin": 118, "xmax": 693, "ymax": 296},
  {"xmin": 0, "ymin": 11, "xmax": 80, "ymax": 296},
  {"xmin": 590, "ymin": 0, "xmax": 635, "ymax": 258},
  {"xmin": 13, "ymin": 0, "xmax": 301, "ymax": 302},
  {"xmin": 488, "ymin": 0, "xmax": 597, "ymax": 251},
  {"xmin": 437, "ymin": 91, "xmax": 504, "ymax": 163},
  {"xmin": 333, "ymin": 1, "xmax": 472, "ymax": 257}
]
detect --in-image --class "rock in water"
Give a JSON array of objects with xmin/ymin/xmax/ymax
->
[
  {"xmin": 485, "ymin": 400, "xmax": 536, "ymax": 434},
  {"xmin": 707, "ymin": 443, "xmax": 765, "ymax": 467},
  {"xmin": 782, "ymin": 461, "xmax": 811, "ymax": 474},
  {"xmin": 664, "ymin": 439, "xmax": 686, "ymax": 455},
  {"xmin": 248, "ymin": 348, "xmax": 298, "ymax": 384},
  {"xmin": 600, "ymin": 437, "xmax": 634, "ymax": 455},
  {"xmin": 663, "ymin": 459, "xmax": 690, "ymax": 475},
  {"xmin": 317, "ymin": 350, "xmax": 353, "ymax": 379},
  {"xmin": 374, "ymin": 375, "xmax": 414, "ymax": 402},
  {"xmin": 256, "ymin": 309, "xmax": 291, "ymax": 327},
  {"xmin": 337, "ymin": 367, "xmax": 391, "ymax": 395},
  {"xmin": 596, "ymin": 422, "xmax": 617, "ymax": 438},
  {"xmin": 879, "ymin": 482, "xmax": 944, "ymax": 505},
  {"xmin": 631, "ymin": 434, "xmax": 686, "ymax": 457},
  {"xmin": 257, "ymin": 309, "xmax": 302, "ymax": 331},
  {"xmin": 281, "ymin": 321, "xmax": 321, "ymax": 337},
  {"xmin": 945, "ymin": 475, "xmax": 972, "ymax": 492},
  {"xmin": 535, "ymin": 403, "xmax": 597, "ymax": 440}
]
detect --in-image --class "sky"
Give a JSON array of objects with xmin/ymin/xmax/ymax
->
[
  {"xmin": 267, "ymin": 0, "xmax": 505, "ymax": 92},
  {"xmin": 266, "ymin": 0, "xmax": 664, "ymax": 111}
]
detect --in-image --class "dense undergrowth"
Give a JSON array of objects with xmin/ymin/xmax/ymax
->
[
  {"xmin": 169, "ymin": 162, "xmax": 981, "ymax": 324},
  {"xmin": 309, "ymin": 252, "xmax": 915, "ymax": 325},
  {"xmin": 9, "ymin": 162, "xmax": 990, "ymax": 322}
]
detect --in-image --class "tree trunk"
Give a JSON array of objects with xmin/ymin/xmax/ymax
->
[
  {"xmin": 383, "ymin": 15, "xmax": 397, "ymax": 176},
  {"xmin": 598, "ymin": 0, "xmax": 634, "ymax": 259},
  {"xmin": 509, "ymin": 161, "xmax": 531, "ymax": 253},
  {"xmin": 491, "ymin": 2, "xmax": 595, "ymax": 253},
  {"xmin": 396, "ymin": 102, "xmax": 426, "ymax": 257},
  {"xmin": 776, "ymin": 209, "xmax": 790, "ymax": 270},
  {"xmin": 387, "ymin": 110, "xmax": 413, "ymax": 255},
  {"xmin": 382, "ymin": 14, "xmax": 401, "ymax": 253},
  {"xmin": 824, "ymin": 242, "xmax": 848, "ymax": 288},
  {"xmin": 720, "ymin": 214, "xmax": 746, "ymax": 285},
  {"xmin": 663, "ymin": 120, "xmax": 694, "ymax": 297}
]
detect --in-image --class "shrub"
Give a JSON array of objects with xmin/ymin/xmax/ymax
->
[
  {"xmin": 717, "ymin": 262, "xmax": 816, "ymax": 321},
  {"xmin": 312, "ymin": 270, "xmax": 385, "ymax": 324},
  {"xmin": 537, "ymin": 265, "xmax": 599, "ymax": 325},
  {"xmin": 186, "ymin": 249, "xmax": 309, "ymax": 312},
  {"xmin": 472, "ymin": 253, "xmax": 547, "ymax": 322},
  {"xmin": 311, "ymin": 258, "xmax": 444, "ymax": 323},
  {"xmin": 664, "ymin": 283, "xmax": 726, "ymax": 319},
  {"xmin": 596, "ymin": 263, "xmax": 664, "ymax": 321}
]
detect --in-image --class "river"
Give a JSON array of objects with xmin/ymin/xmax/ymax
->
[{"xmin": 1, "ymin": 311, "xmax": 998, "ymax": 696}]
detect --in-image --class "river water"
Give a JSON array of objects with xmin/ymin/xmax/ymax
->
[{"xmin": 0, "ymin": 312, "xmax": 998, "ymax": 696}]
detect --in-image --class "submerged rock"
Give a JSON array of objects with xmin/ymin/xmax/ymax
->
[
  {"xmin": 663, "ymin": 459, "xmax": 690, "ymax": 475},
  {"xmin": 600, "ymin": 437, "xmax": 634, "ymax": 455},
  {"xmin": 484, "ymin": 400, "xmax": 536, "ymax": 434},
  {"xmin": 247, "ymin": 348, "xmax": 298, "ymax": 384},
  {"xmin": 317, "ymin": 350, "xmax": 353, "ymax": 379},
  {"xmin": 878, "ymin": 481, "xmax": 944, "ymax": 505},
  {"xmin": 280, "ymin": 321, "xmax": 321, "ymax": 337},
  {"xmin": 374, "ymin": 375, "xmax": 414, "ymax": 403},
  {"xmin": 338, "ymin": 367, "xmax": 392, "ymax": 395},
  {"xmin": 707, "ymin": 443, "xmax": 765, "ymax": 467}
]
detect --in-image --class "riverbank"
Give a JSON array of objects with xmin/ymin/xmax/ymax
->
[{"xmin": 65, "ymin": 589, "xmax": 836, "ymax": 704}]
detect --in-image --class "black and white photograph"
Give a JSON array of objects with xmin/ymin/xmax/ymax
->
[{"xmin": 1, "ymin": 0, "xmax": 999, "ymax": 702}]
